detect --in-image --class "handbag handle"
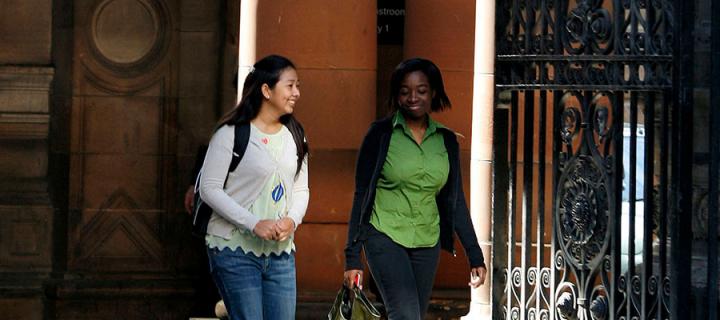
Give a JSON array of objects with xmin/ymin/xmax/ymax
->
[
  {"xmin": 329, "ymin": 284, "xmax": 381, "ymax": 320},
  {"xmin": 351, "ymin": 286, "xmax": 381, "ymax": 319}
]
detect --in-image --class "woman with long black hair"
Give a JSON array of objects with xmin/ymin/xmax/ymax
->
[{"xmin": 200, "ymin": 54, "xmax": 309, "ymax": 320}]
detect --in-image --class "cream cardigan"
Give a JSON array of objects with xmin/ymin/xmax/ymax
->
[{"xmin": 199, "ymin": 124, "xmax": 309, "ymax": 239}]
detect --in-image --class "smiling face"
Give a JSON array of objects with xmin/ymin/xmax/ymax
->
[
  {"xmin": 263, "ymin": 67, "xmax": 300, "ymax": 116},
  {"xmin": 397, "ymin": 71, "xmax": 434, "ymax": 121}
]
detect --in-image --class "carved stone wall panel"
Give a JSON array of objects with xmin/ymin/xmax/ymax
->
[
  {"xmin": 74, "ymin": 68, "xmax": 169, "ymax": 97},
  {"xmin": 80, "ymin": 96, "xmax": 162, "ymax": 155},
  {"xmin": 81, "ymin": 155, "xmax": 160, "ymax": 210},
  {"xmin": 73, "ymin": 0, "xmax": 177, "ymax": 97},
  {"xmin": 0, "ymin": 205, "xmax": 52, "ymax": 271},
  {"xmin": 93, "ymin": 0, "xmax": 160, "ymax": 64},
  {"xmin": 68, "ymin": 186, "xmax": 163, "ymax": 271},
  {"xmin": 175, "ymin": 17, "xmax": 223, "ymax": 190},
  {"xmin": 67, "ymin": 0, "xmax": 179, "ymax": 276},
  {"xmin": 68, "ymin": 207, "xmax": 163, "ymax": 272},
  {"xmin": 70, "ymin": 96, "xmax": 165, "ymax": 210},
  {"xmin": 178, "ymin": 32, "xmax": 220, "ymax": 99}
]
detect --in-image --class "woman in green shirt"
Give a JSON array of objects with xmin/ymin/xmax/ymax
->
[{"xmin": 343, "ymin": 58, "xmax": 487, "ymax": 319}]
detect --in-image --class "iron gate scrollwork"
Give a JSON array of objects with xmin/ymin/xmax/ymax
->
[{"xmin": 493, "ymin": 1, "xmax": 680, "ymax": 320}]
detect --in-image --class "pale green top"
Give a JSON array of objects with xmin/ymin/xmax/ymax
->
[{"xmin": 206, "ymin": 125, "xmax": 294, "ymax": 256}]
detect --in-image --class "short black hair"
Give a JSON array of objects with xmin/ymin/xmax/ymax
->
[{"xmin": 387, "ymin": 58, "xmax": 451, "ymax": 112}]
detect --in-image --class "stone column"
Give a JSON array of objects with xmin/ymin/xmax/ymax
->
[
  {"xmin": 236, "ymin": 0, "xmax": 258, "ymax": 106},
  {"xmin": 404, "ymin": 1, "xmax": 494, "ymax": 318},
  {"xmin": 464, "ymin": 0, "xmax": 496, "ymax": 318},
  {"xmin": 404, "ymin": 0, "xmax": 476, "ymax": 138},
  {"xmin": 254, "ymin": 1, "xmax": 377, "ymax": 293}
]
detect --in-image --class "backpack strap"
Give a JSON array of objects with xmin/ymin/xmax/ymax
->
[
  {"xmin": 229, "ymin": 123, "xmax": 251, "ymax": 172},
  {"xmin": 192, "ymin": 123, "xmax": 251, "ymax": 238}
]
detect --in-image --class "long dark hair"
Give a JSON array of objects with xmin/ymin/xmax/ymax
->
[
  {"xmin": 218, "ymin": 55, "xmax": 309, "ymax": 176},
  {"xmin": 387, "ymin": 58, "xmax": 452, "ymax": 112}
]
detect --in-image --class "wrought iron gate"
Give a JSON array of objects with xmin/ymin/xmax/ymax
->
[{"xmin": 491, "ymin": 1, "xmax": 706, "ymax": 319}]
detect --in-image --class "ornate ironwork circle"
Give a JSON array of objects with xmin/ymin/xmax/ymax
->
[{"xmin": 555, "ymin": 155, "xmax": 611, "ymax": 270}]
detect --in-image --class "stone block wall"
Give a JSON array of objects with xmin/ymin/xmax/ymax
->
[{"xmin": 0, "ymin": 0, "xmax": 56, "ymax": 318}]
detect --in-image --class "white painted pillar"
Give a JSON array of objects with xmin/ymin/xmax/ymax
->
[
  {"xmin": 236, "ymin": 0, "xmax": 257, "ymax": 103},
  {"xmin": 463, "ymin": 0, "xmax": 496, "ymax": 319}
]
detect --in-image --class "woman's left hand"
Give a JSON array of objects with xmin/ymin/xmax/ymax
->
[
  {"xmin": 183, "ymin": 185, "xmax": 194, "ymax": 214},
  {"xmin": 468, "ymin": 266, "xmax": 487, "ymax": 288},
  {"xmin": 273, "ymin": 217, "xmax": 295, "ymax": 241}
]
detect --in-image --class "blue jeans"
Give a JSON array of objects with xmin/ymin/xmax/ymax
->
[
  {"xmin": 363, "ymin": 226, "xmax": 441, "ymax": 320},
  {"xmin": 207, "ymin": 247, "xmax": 296, "ymax": 320}
]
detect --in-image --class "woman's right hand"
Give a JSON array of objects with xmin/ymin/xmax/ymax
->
[
  {"xmin": 253, "ymin": 220, "xmax": 277, "ymax": 240},
  {"xmin": 343, "ymin": 269, "xmax": 363, "ymax": 289},
  {"xmin": 273, "ymin": 217, "xmax": 296, "ymax": 241}
]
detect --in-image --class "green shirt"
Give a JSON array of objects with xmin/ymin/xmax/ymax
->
[{"xmin": 369, "ymin": 112, "xmax": 449, "ymax": 248}]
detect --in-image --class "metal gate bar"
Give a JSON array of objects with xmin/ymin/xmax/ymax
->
[
  {"xmin": 670, "ymin": 0, "xmax": 694, "ymax": 318},
  {"xmin": 610, "ymin": 91, "xmax": 623, "ymax": 320},
  {"xmin": 656, "ymin": 90, "xmax": 670, "ymax": 320},
  {"xmin": 708, "ymin": 0, "xmax": 720, "ymax": 318},
  {"xmin": 535, "ymin": 88, "xmax": 548, "ymax": 320},
  {"xmin": 505, "ymin": 90, "xmax": 518, "ymax": 320},
  {"xmin": 626, "ymin": 91, "xmax": 638, "ymax": 320},
  {"xmin": 492, "ymin": 106, "xmax": 510, "ymax": 320},
  {"xmin": 521, "ymin": 89, "xmax": 534, "ymax": 320},
  {"xmin": 642, "ymin": 92, "xmax": 655, "ymax": 320}
]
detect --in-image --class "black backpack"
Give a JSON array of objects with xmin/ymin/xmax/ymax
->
[{"xmin": 191, "ymin": 123, "xmax": 251, "ymax": 238}]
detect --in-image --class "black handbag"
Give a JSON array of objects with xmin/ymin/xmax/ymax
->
[{"xmin": 327, "ymin": 284, "xmax": 381, "ymax": 320}]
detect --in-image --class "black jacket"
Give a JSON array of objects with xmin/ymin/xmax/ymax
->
[{"xmin": 344, "ymin": 114, "xmax": 485, "ymax": 270}]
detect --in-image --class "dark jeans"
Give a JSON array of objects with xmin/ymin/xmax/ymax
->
[{"xmin": 363, "ymin": 226, "xmax": 441, "ymax": 320}]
